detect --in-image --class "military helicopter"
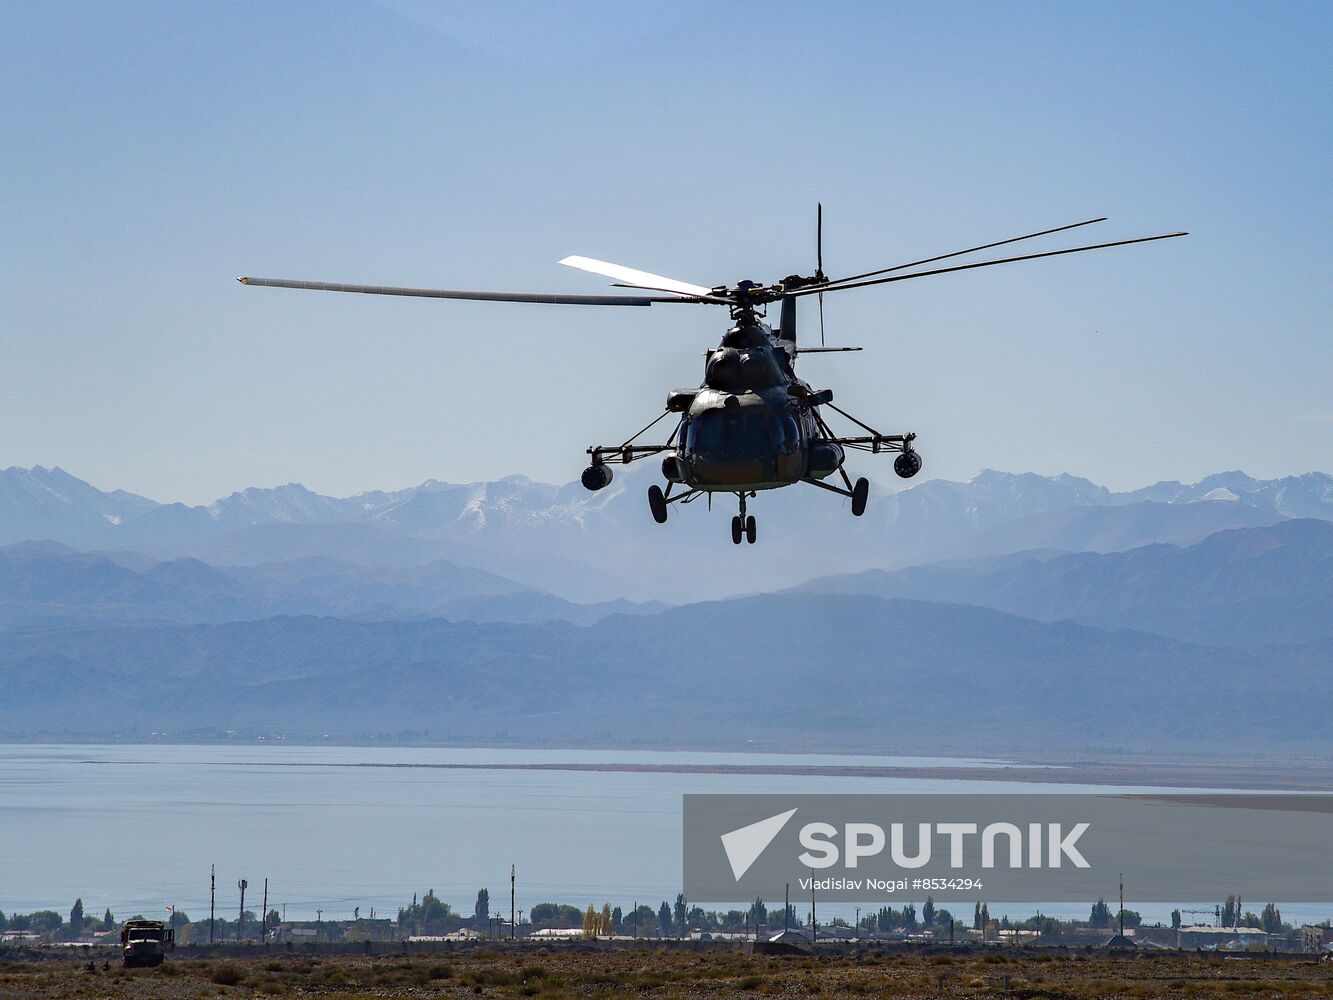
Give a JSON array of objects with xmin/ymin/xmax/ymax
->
[{"xmin": 239, "ymin": 210, "xmax": 1184, "ymax": 545}]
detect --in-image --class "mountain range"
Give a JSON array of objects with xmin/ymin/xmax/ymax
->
[
  {"xmin": 0, "ymin": 463, "xmax": 1329, "ymax": 751},
  {"xmin": 4, "ymin": 465, "xmax": 1330, "ymax": 602},
  {"xmin": 1, "ymin": 595, "xmax": 1325, "ymax": 751},
  {"xmin": 795, "ymin": 518, "xmax": 1333, "ymax": 648}
]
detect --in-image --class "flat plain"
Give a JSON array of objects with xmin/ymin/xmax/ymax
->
[{"xmin": 2, "ymin": 945, "xmax": 1331, "ymax": 1000}]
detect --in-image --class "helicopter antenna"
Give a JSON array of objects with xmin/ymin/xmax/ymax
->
[
  {"xmin": 816, "ymin": 203, "xmax": 826, "ymax": 346},
  {"xmin": 784, "ymin": 230, "xmax": 1187, "ymax": 299},
  {"xmin": 825, "ymin": 217, "xmax": 1108, "ymax": 287}
]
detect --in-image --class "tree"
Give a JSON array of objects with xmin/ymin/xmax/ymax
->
[
  {"xmin": 101, "ymin": 908, "xmax": 114, "ymax": 931},
  {"xmin": 1221, "ymin": 896, "xmax": 1238, "ymax": 927},
  {"xmin": 935, "ymin": 907, "xmax": 954, "ymax": 930},
  {"xmin": 974, "ymin": 902, "xmax": 982, "ymax": 930},
  {"xmin": 980, "ymin": 903, "xmax": 990, "ymax": 929},
  {"xmin": 1260, "ymin": 903, "xmax": 1284, "ymax": 934},
  {"xmin": 630, "ymin": 904, "xmax": 657, "ymax": 935},
  {"xmin": 1171, "ymin": 909, "xmax": 1181, "ymax": 930},
  {"xmin": 475, "ymin": 889, "xmax": 490, "ymax": 921},
  {"xmin": 748, "ymin": 898, "xmax": 767, "ymax": 927},
  {"xmin": 674, "ymin": 894, "xmax": 687, "ymax": 934},
  {"xmin": 658, "ymin": 901, "xmax": 673, "ymax": 936},
  {"xmin": 1089, "ymin": 899, "xmax": 1112, "ymax": 928},
  {"xmin": 530, "ymin": 903, "xmax": 582, "ymax": 929},
  {"xmin": 70, "ymin": 899, "xmax": 85, "ymax": 933},
  {"xmin": 922, "ymin": 897, "xmax": 935, "ymax": 930},
  {"xmin": 169, "ymin": 909, "xmax": 190, "ymax": 929},
  {"xmin": 0, "ymin": 910, "xmax": 6, "ymax": 933},
  {"xmin": 1116, "ymin": 909, "xmax": 1141, "ymax": 929},
  {"xmin": 902, "ymin": 904, "xmax": 917, "ymax": 932},
  {"xmin": 28, "ymin": 911, "xmax": 63, "ymax": 935},
  {"xmin": 612, "ymin": 906, "xmax": 623, "ymax": 932},
  {"xmin": 267, "ymin": 909, "xmax": 280, "ymax": 928},
  {"xmin": 420, "ymin": 890, "xmax": 451, "ymax": 929}
]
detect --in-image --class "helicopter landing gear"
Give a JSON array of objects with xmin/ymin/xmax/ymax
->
[
  {"xmin": 648, "ymin": 484, "xmax": 668, "ymax": 524},
  {"xmin": 731, "ymin": 515, "xmax": 757, "ymax": 544},
  {"xmin": 731, "ymin": 493, "xmax": 757, "ymax": 544},
  {"xmin": 851, "ymin": 477, "xmax": 869, "ymax": 517}
]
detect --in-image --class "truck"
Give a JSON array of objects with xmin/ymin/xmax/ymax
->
[{"xmin": 120, "ymin": 919, "xmax": 175, "ymax": 967}]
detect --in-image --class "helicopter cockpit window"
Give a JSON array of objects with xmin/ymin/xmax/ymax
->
[{"xmin": 688, "ymin": 409, "xmax": 782, "ymax": 462}]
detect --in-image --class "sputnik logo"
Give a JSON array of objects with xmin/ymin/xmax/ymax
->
[{"xmin": 720, "ymin": 808, "xmax": 798, "ymax": 881}]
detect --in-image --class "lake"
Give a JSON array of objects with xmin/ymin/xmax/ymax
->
[{"xmin": 0, "ymin": 743, "xmax": 1322, "ymax": 928}]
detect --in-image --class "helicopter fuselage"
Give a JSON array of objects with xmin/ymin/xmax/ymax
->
[{"xmin": 661, "ymin": 318, "xmax": 842, "ymax": 493}]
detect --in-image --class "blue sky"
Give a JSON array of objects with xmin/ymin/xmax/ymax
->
[{"xmin": 2, "ymin": 1, "xmax": 1328, "ymax": 504}]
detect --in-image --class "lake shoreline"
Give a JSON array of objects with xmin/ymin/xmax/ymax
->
[{"xmin": 61, "ymin": 753, "xmax": 1333, "ymax": 792}]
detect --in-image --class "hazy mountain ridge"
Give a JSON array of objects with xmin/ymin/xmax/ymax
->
[
  {"xmin": 3, "ymin": 465, "xmax": 1329, "ymax": 602},
  {"xmin": 0, "ymin": 542, "xmax": 656, "ymax": 628},
  {"xmin": 0, "ymin": 594, "xmax": 1326, "ymax": 751},
  {"xmin": 795, "ymin": 519, "xmax": 1333, "ymax": 647},
  {"xmin": 4, "ymin": 465, "xmax": 1330, "ymax": 751}
]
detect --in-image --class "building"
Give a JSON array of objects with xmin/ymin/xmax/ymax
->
[
  {"xmin": 1176, "ymin": 925, "xmax": 1268, "ymax": 950},
  {"xmin": 530, "ymin": 927, "xmax": 584, "ymax": 939},
  {"xmin": 1301, "ymin": 925, "xmax": 1333, "ymax": 953}
]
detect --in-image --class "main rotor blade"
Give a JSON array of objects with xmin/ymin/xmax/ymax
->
[
  {"xmin": 784, "ymin": 231, "xmax": 1188, "ymax": 299},
  {"xmin": 236, "ymin": 276, "xmax": 708, "ymax": 306},
  {"xmin": 826, "ymin": 217, "xmax": 1108, "ymax": 286},
  {"xmin": 559, "ymin": 255, "xmax": 714, "ymax": 298},
  {"xmin": 608, "ymin": 282, "xmax": 734, "ymax": 304}
]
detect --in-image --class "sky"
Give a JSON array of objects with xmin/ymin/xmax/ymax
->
[{"xmin": 2, "ymin": 1, "xmax": 1329, "ymax": 505}]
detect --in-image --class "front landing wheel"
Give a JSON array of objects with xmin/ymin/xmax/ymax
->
[
  {"xmin": 648, "ymin": 484, "xmax": 668, "ymax": 524},
  {"xmin": 851, "ymin": 477, "xmax": 869, "ymax": 517},
  {"xmin": 745, "ymin": 515, "xmax": 757, "ymax": 544},
  {"xmin": 731, "ymin": 516, "xmax": 743, "ymax": 545}
]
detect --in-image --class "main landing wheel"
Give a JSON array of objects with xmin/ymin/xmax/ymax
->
[
  {"xmin": 745, "ymin": 515, "xmax": 757, "ymax": 544},
  {"xmin": 648, "ymin": 484, "xmax": 668, "ymax": 524},
  {"xmin": 731, "ymin": 516, "xmax": 743, "ymax": 545},
  {"xmin": 851, "ymin": 477, "xmax": 869, "ymax": 517}
]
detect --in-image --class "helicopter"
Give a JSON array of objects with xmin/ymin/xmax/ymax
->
[{"xmin": 239, "ymin": 210, "xmax": 1185, "ymax": 545}]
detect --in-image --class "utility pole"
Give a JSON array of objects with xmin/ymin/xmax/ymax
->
[
  {"xmin": 1118, "ymin": 874, "xmax": 1124, "ymax": 939},
  {"xmin": 510, "ymin": 865, "xmax": 516, "ymax": 941},
  {"xmin": 237, "ymin": 880, "xmax": 247, "ymax": 943},
  {"xmin": 810, "ymin": 869, "xmax": 816, "ymax": 944},
  {"xmin": 209, "ymin": 865, "xmax": 215, "ymax": 945},
  {"xmin": 784, "ymin": 883, "xmax": 789, "ymax": 935},
  {"xmin": 261, "ymin": 879, "xmax": 268, "ymax": 949}
]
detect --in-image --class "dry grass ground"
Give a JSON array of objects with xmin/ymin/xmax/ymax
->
[{"xmin": 1, "ymin": 946, "xmax": 1330, "ymax": 1000}]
